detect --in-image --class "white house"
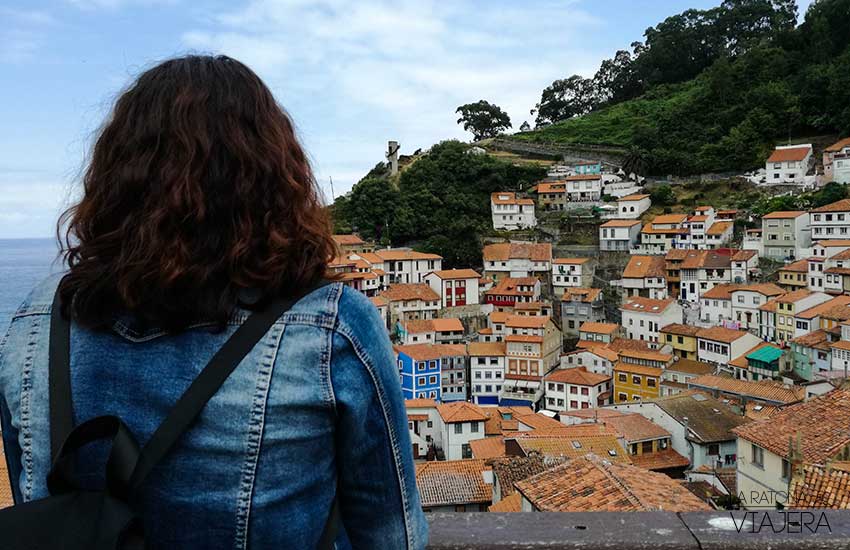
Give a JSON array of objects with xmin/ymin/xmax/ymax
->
[
  {"xmin": 618, "ymin": 255, "xmax": 667, "ymax": 300},
  {"xmin": 617, "ymin": 194, "xmax": 651, "ymax": 219},
  {"xmin": 565, "ymin": 174, "xmax": 602, "ymax": 202},
  {"xmin": 379, "ymin": 283, "xmax": 441, "ymax": 326},
  {"xmin": 490, "ymin": 191, "xmax": 537, "ymax": 230},
  {"xmin": 405, "ymin": 398, "xmax": 441, "ymax": 457},
  {"xmin": 765, "ymin": 144, "xmax": 813, "ymax": 185},
  {"xmin": 551, "ymin": 258, "xmax": 591, "ymax": 296},
  {"xmin": 482, "ymin": 241, "xmax": 552, "ymax": 283},
  {"xmin": 599, "ymin": 219, "xmax": 642, "ymax": 251},
  {"xmin": 809, "ymin": 199, "xmax": 850, "ymax": 242},
  {"xmin": 355, "ymin": 248, "xmax": 443, "ymax": 285},
  {"xmin": 423, "ymin": 268, "xmax": 481, "ymax": 308},
  {"xmin": 636, "ymin": 214, "xmax": 689, "ymax": 255},
  {"xmin": 437, "ymin": 401, "xmax": 489, "ymax": 460},
  {"xmin": 469, "ymin": 341, "xmax": 507, "ymax": 406},
  {"xmin": 729, "ymin": 284, "xmax": 786, "ymax": 332},
  {"xmin": 695, "ymin": 327, "xmax": 762, "ymax": 369},
  {"xmin": 560, "ymin": 346, "xmax": 619, "ymax": 377},
  {"xmin": 542, "ymin": 367, "xmax": 612, "ymax": 413},
  {"xmin": 620, "ymin": 297, "xmax": 683, "ymax": 347}
]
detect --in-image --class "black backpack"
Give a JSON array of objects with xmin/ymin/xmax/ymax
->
[{"xmin": 0, "ymin": 282, "xmax": 339, "ymax": 549}]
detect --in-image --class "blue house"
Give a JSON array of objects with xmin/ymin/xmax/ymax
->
[
  {"xmin": 574, "ymin": 161, "xmax": 602, "ymax": 175},
  {"xmin": 396, "ymin": 344, "xmax": 443, "ymax": 401}
]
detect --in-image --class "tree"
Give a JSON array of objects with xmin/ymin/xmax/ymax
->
[
  {"xmin": 456, "ymin": 101, "xmax": 512, "ymax": 141},
  {"xmin": 649, "ymin": 183, "xmax": 676, "ymax": 206},
  {"xmin": 531, "ymin": 75, "xmax": 597, "ymax": 127},
  {"xmin": 344, "ymin": 177, "xmax": 399, "ymax": 242},
  {"xmin": 519, "ymin": 121, "xmax": 531, "ymax": 132}
]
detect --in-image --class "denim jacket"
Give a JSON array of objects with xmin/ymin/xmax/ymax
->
[{"xmin": 0, "ymin": 274, "xmax": 427, "ymax": 549}]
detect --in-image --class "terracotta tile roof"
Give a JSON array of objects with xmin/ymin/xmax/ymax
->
[
  {"xmin": 505, "ymin": 315, "xmax": 549, "ymax": 329},
  {"xmin": 613, "ymin": 362, "xmax": 663, "ymax": 377},
  {"xmin": 660, "ymin": 323, "xmax": 701, "ymax": 337},
  {"xmin": 438, "ymin": 401, "xmax": 489, "ymax": 423},
  {"xmin": 733, "ymin": 389, "xmax": 850, "ymax": 464},
  {"xmin": 767, "ymin": 146, "xmax": 811, "ymax": 163},
  {"xmin": 505, "ymin": 334, "xmax": 543, "ymax": 344},
  {"xmin": 732, "ymin": 249, "xmax": 758, "ymax": 261},
  {"xmin": 490, "ymin": 454, "xmax": 550, "ymax": 497},
  {"xmin": 831, "ymin": 340, "xmax": 850, "ymax": 352},
  {"xmin": 469, "ymin": 437, "xmax": 507, "ymax": 460},
  {"xmin": 374, "ymin": 248, "xmax": 442, "ymax": 261},
  {"xmin": 620, "ymin": 296, "xmax": 675, "ymax": 313},
  {"xmin": 666, "ymin": 358, "xmax": 715, "ymax": 376},
  {"xmin": 402, "ymin": 318, "xmax": 463, "ymax": 334},
  {"xmin": 568, "ymin": 345, "xmax": 619, "ymax": 363},
  {"xmin": 825, "ymin": 267, "xmax": 850, "ymax": 276},
  {"xmin": 652, "ymin": 392, "xmax": 751, "ymax": 444},
  {"xmin": 484, "ymin": 277, "xmax": 539, "ymax": 297},
  {"xmin": 608, "ymin": 338, "xmax": 652, "ymax": 353},
  {"xmin": 620, "ymin": 194, "xmax": 650, "ymax": 202},
  {"xmin": 759, "ymin": 298, "xmax": 780, "ymax": 312},
  {"xmin": 629, "ymin": 448, "xmax": 691, "ymax": 471},
  {"xmin": 797, "ymin": 295, "xmax": 850, "ymax": 320},
  {"xmin": 395, "ymin": 343, "xmax": 466, "ymax": 361},
  {"xmin": 515, "ymin": 413, "xmax": 565, "ymax": 431},
  {"xmin": 560, "ymin": 408, "xmax": 626, "ymax": 420},
  {"xmin": 553, "ymin": 257, "xmax": 589, "ymax": 265},
  {"xmin": 482, "ymin": 242, "xmax": 552, "ymax": 262},
  {"xmin": 545, "ymin": 367, "xmax": 610, "ymax": 386},
  {"xmin": 561, "ymin": 288, "xmax": 602, "ymax": 303},
  {"xmin": 622, "ymin": 255, "xmax": 667, "ymax": 279},
  {"xmin": 600, "ymin": 219, "xmax": 642, "ymax": 228},
  {"xmin": 428, "ymin": 268, "xmax": 481, "ymax": 280},
  {"xmin": 790, "ymin": 464, "xmax": 850, "ymax": 509},
  {"xmin": 688, "ymin": 375, "xmax": 805, "ymax": 405},
  {"xmin": 680, "ymin": 249, "xmax": 734, "ymax": 270},
  {"xmin": 369, "ymin": 295, "xmax": 389, "ymax": 307},
  {"xmin": 780, "ymin": 259, "xmax": 810, "ymax": 273},
  {"xmin": 512, "ymin": 435, "xmax": 629, "ymax": 462},
  {"xmin": 775, "ymin": 288, "xmax": 816, "ymax": 303},
  {"xmin": 537, "ymin": 182, "xmax": 566, "ymax": 194},
  {"xmin": 332, "ymin": 234, "xmax": 366, "ymax": 245},
  {"xmin": 468, "ymin": 342, "xmax": 506, "ymax": 356},
  {"xmin": 515, "ymin": 455, "xmax": 710, "ymax": 512},
  {"xmin": 812, "ymin": 199, "xmax": 850, "ymax": 213},
  {"xmin": 416, "ymin": 459, "xmax": 491, "ymax": 507},
  {"xmin": 828, "ymin": 249, "xmax": 850, "ymax": 261},
  {"xmin": 482, "ymin": 407, "xmax": 531, "ymax": 436},
  {"xmin": 706, "ymin": 221, "xmax": 733, "ymax": 236},
  {"xmin": 405, "ymin": 398, "xmax": 437, "ymax": 409},
  {"xmin": 652, "ymin": 214, "xmax": 688, "ymax": 225},
  {"xmin": 565, "ymin": 174, "xmax": 602, "ymax": 181},
  {"xmin": 488, "ymin": 492, "xmax": 522, "ymax": 512},
  {"xmin": 826, "ymin": 138, "xmax": 850, "ymax": 153},
  {"xmin": 513, "ymin": 301, "xmax": 547, "ymax": 311},
  {"xmin": 601, "ymin": 413, "xmax": 669, "ymax": 442},
  {"xmin": 790, "ymin": 330, "xmax": 832, "ymax": 352},
  {"xmin": 380, "ymin": 283, "xmax": 440, "ymax": 302},
  {"xmin": 733, "ymin": 283, "xmax": 786, "ymax": 297},
  {"xmin": 696, "ymin": 326, "xmax": 751, "ymax": 344},
  {"xmin": 744, "ymin": 402, "xmax": 782, "ymax": 421},
  {"xmin": 492, "ymin": 191, "xmax": 529, "ymax": 205},
  {"xmin": 580, "ymin": 322, "xmax": 620, "ymax": 335},
  {"xmin": 762, "ymin": 210, "xmax": 807, "ymax": 219}
]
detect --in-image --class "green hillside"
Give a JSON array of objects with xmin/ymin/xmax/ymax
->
[{"xmin": 510, "ymin": 0, "xmax": 850, "ymax": 176}]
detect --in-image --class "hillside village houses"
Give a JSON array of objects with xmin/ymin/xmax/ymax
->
[
  {"xmin": 823, "ymin": 137, "xmax": 850, "ymax": 184},
  {"xmin": 490, "ymin": 191, "xmax": 536, "ymax": 230},
  {"xmin": 564, "ymin": 174, "xmax": 603, "ymax": 202},
  {"xmin": 765, "ymin": 143, "xmax": 814, "ymax": 185},
  {"xmin": 616, "ymin": 193, "xmax": 651, "ymax": 219},
  {"xmin": 335, "ymin": 146, "xmax": 850, "ymax": 515}
]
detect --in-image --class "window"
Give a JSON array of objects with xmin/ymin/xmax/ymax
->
[
  {"xmin": 782, "ymin": 458, "xmax": 791, "ymax": 480},
  {"xmin": 618, "ymin": 373, "xmax": 627, "ymax": 382},
  {"xmin": 647, "ymin": 378, "xmax": 656, "ymax": 388},
  {"xmin": 632, "ymin": 375, "xmax": 641, "ymax": 385},
  {"xmin": 751, "ymin": 444, "xmax": 764, "ymax": 468},
  {"xmin": 708, "ymin": 444, "xmax": 720, "ymax": 456},
  {"xmin": 471, "ymin": 422, "xmax": 480, "ymax": 433},
  {"xmin": 454, "ymin": 424, "xmax": 463, "ymax": 434},
  {"xmin": 618, "ymin": 392, "xmax": 628, "ymax": 401}
]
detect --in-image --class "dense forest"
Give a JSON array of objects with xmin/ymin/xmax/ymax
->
[{"xmin": 515, "ymin": 0, "xmax": 850, "ymax": 175}]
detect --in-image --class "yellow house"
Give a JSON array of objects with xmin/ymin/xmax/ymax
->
[
  {"xmin": 659, "ymin": 323, "xmax": 700, "ymax": 360},
  {"xmin": 613, "ymin": 362, "xmax": 662, "ymax": 403},
  {"xmin": 774, "ymin": 289, "xmax": 831, "ymax": 344},
  {"xmin": 777, "ymin": 259, "xmax": 808, "ymax": 291}
]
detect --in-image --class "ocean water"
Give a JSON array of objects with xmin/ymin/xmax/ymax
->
[{"xmin": 0, "ymin": 239, "xmax": 61, "ymax": 333}]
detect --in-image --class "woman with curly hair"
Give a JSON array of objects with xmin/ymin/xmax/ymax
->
[{"xmin": 0, "ymin": 55, "xmax": 427, "ymax": 549}]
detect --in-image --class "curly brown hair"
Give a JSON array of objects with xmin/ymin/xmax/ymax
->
[{"xmin": 58, "ymin": 55, "xmax": 337, "ymax": 331}]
